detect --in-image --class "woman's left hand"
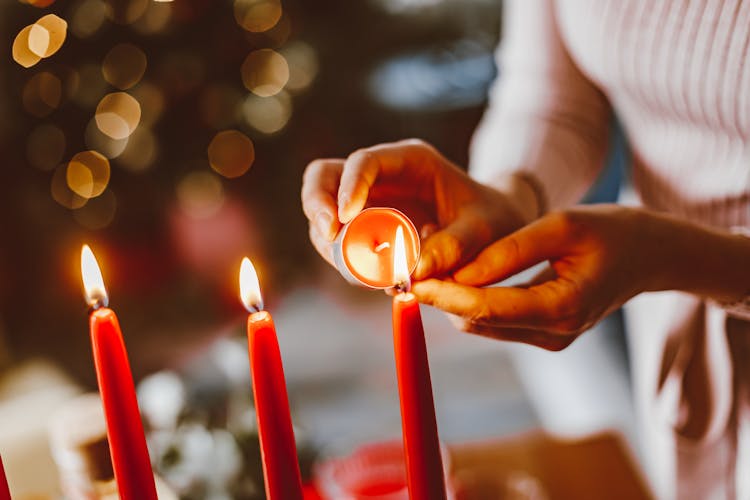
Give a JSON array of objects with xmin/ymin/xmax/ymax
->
[{"xmin": 412, "ymin": 205, "xmax": 664, "ymax": 350}]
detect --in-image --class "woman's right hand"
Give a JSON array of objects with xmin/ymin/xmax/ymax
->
[{"xmin": 301, "ymin": 139, "xmax": 541, "ymax": 279}]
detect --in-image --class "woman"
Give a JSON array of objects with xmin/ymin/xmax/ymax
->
[{"xmin": 302, "ymin": 1, "xmax": 750, "ymax": 498}]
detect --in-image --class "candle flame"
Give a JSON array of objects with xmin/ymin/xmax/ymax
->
[
  {"xmin": 239, "ymin": 257, "xmax": 264, "ymax": 313},
  {"xmin": 392, "ymin": 225, "xmax": 410, "ymax": 291},
  {"xmin": 80, "ymin": 244, "xmax": 108, "ymax": 308}
]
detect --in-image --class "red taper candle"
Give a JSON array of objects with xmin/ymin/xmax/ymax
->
[
  {"xmin": 239, "ymin": 257, "xmax": 303, "ymax": 500},
  {"xmin": 391, "ymin": 227, "xmax": 447, "ymax": 500},
  {"xmin": 0, "ymin": 455, "xmax": 11, "ymax": 500},
  {"xmin": 80, "ymin": 245, "xmax": 157, "ymax": 500}
]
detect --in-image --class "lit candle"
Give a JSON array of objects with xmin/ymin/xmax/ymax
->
[
  {"xmin": 239, "ymin": 258, "xmax": 303, "ymax": 500},
  {"xmin": 391, "ymin": 226, "xmax": 447, "ymax": 500},
  {"xmin": 0, "ymin": 455, "xmax": 10, "ymax": 500},
  {"xmin": 80, "ymin": 245, "xmax": 158, "ymax": 500}
]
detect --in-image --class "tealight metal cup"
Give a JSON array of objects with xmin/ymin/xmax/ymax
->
[{"xmin": 332, "ymin": 207, "xmax": 421, "ymax": 289}]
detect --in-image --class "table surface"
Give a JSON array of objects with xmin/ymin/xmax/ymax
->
[{"xmin": 449, "ymin": 430, "xmax": 654, "ymax": 500}]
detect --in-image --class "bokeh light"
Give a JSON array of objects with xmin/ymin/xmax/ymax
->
[
  {"xmin": 85, "ymin": 117, "xmax": 128, "ymax": 158},
  {"xmin": 176, "ymin": 171, "xmax": 225, "ymax": 219},
  {"xmin": 118, "ymin": 127, "xmax": 158, "ymax": 172},
  {"xmin": 13, "ymin": 26, "xmax": 42, "ymax": 68},
  {"xmin": 69, "ymin": 0, "xmax": 107, "ymax": 39},
  {"xmin": 66, "ymin": 150, "xmax": 111, "ymax": 199},
  {"xmin": 199, "ymin": 84, "xmax": 243, "ymax": 130},
  {"xmin": 102, "ymin": 43, "xmax": 147, "ymax": 90},
  {"xmin": 51, "ymin": 164, "xmax": 87, "ymax": 209},
  {"xmin": 207, "ymin": 130, "xmax": 255, "ymax": 179},
  {"xmin": 29, "ymin": 14, "xmax": 67, "ymax": 58},
  {"xmin": 240, "ymin": 49, "xmax": 289, "ymax": 97},
  {"xmin": 234, "ymin": 0, "xmax": 282, "ymax": 33},
  {"xmin": 22, "ymin": 72, "xmax": 62, "ymax": 117},
  {"xmin": 130, "ymin": 82, "xmax": 164, "ymax": 126},
  {"xmin": 73, "ymin": 189, "xmax": 117, "ymax": 230},
  {"xmin": 133, "ymin": 0, "xmax": 172, "ymax": 34},
  {"xmin": 282, "ymin": 41, "xmax": 319, "ymax": 93},
  {"xmin": 95, "ymin": 92, "xmax": 141, "ymax": 140},
  {"xmin": 27, "ymin": 124, "xmax": 66, "ymax": 171},
  {"xmin": 105, "ymin": 0, "xmax": 149, "ymax": 25},
  {"xmin": 241, "ymin": 91, "xmax": 292, "ymax": 135}
]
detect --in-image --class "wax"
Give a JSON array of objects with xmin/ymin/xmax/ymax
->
[
  {"xmin": 247, "ymin": 310, "xmax": 303, "ymax": 500},
  {"xmin": 0, "ymin": 455, "xmax": 10, "ymax": 500},
  {"xmin": 393, "ymin": 292, "xmax": 447, "ymax": 500},
  {"xmin": 89, "ymin": 308, "xmax": 157, "ymax": 500}
]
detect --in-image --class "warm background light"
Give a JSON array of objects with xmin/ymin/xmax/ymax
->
[
  {"xmin": 13, "ymin": 26, "xmax": 42, "ymax": 68},
  {"xmin": 176, "ymin": 171, "xmax": 225, "ymax": 219},
  {"xmin": 241, "ymin": 48, "xmax": 289, "ymax": 97},
  {"xmin": 69, "ymin": 0, "xmax": 107, "ymax": 38},
  {"xmin": 22, "ymin": 72, "xmax": 62, "ymax": 117},
  {"xmin": 66, "ymin": 150, "xmax": 111, "ymax": 199},
  {"xmin": 241, "ymin": 91, "xmax": 292, "ymax": 135},
  {"xmin": 95, "ymin": 92, "xmax": 141, "ymax": 140},
  {"xmin": 103, "ymin": 43, "xmax": 147, "ymax": 90},
  {"xmin": 30, "ymin": 14, "xmax": 67, "ymax": 58},
  {"xmin": 207, "ymin": 130, "xmax": 255, "ymax": 179},
  {"xmin": 234, "ymin": 0, "xmax": 282, "ymax": 33}
]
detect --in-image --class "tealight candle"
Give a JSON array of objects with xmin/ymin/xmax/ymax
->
[{"xmin": 333, "ymin": 207, "xmax": 420, "ymax": 289}]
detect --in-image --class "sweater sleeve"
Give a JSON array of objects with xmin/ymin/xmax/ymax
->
[{"xmin": 470, "ymin": 0, "xmax": 612, "ymax": 210}]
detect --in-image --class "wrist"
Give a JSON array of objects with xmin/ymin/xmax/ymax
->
[
  {"xmin": 483, "ymin": 172, "xmax": 546, "ymax": 225},
  {"xmin": 639, "ymin": 210, "xmax": 750, "ymax": 302}
]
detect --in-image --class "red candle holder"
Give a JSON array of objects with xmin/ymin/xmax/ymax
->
[
  {"xmin": 333, "ymin": 208, "xmax": 420, "ymax": 289},
  {"xmin": 313, "ymin": 440, "xmax": 453, "ymax": 500}
]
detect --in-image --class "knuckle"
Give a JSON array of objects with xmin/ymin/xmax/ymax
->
[
  {"xmin": 347, "ymin": 148, "xmax": 374, "ymax": 165},
  {"xmin": 303, "ymin": 159, "xmax": 326, "ymax": 181},
  {"xmin": 443, "ymin": 233, "xmax": 465, "ymax": 262}
]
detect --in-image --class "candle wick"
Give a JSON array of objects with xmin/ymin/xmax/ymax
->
[
  {"xmin": 374, "ymin": 242, "xmax": 390, "ymax": 252},
  {"xmin": 393, "ymin": 279, "xmax": 411, "ymax": 294},
  {"xmin": 246, "ymin": 301, "xmax": 264, "ymax": 314},
  {"xmin": 87, "ymin": 295, "xmax": 109, "ymax": 312}
]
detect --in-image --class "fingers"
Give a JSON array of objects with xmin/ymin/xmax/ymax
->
[
  {"xmin": 301, "ymin": 159, "xmax": 344, "ymax": 240},
  {"xmin": 447, "ymin": 314, "xmax": 573, "ymax": 351},
  {"xmin": 337, "ymin": 139, "xmax": 440, "ymax": 223},
  {"xmin": 453, "ymin": 213, "xmax": 568, "ymax": 287},
  {"xmin": 412, "ymin": 279, "xmax": 552, "ymax": 329},
  {"xmin": 308, "ymin": 222, "xmax": 335, "ymax": 266},
  {"xmin": 414, "ymin": 215, "xmax": 490, "ymax": 280}
]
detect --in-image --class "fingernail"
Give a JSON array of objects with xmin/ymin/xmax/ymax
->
[
  {"xmin": 315, "ymin": 212, "xmax": 333, "ymax": 240},
  {"xmin": 337, "ymin": 196, "xmax": 352, "ymax": 223}
]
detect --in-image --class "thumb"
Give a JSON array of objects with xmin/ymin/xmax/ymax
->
[
  {"xmin": 453, "ymin": 215, "xmax": 562, "ymax": 287},
  {"xmin": 414, "ymin": 216, "xmax": 491, "ymax": 280}
]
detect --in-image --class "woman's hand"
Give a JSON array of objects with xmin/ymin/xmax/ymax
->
[
  {"xmin": 413, "ymin": 205, "xmax": 750, "ymax": 351},
  {"xmin": 301, "ymin": 139, "xmax": 541, "ymax": 279}
]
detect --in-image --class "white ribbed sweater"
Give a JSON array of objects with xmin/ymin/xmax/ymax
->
[{"xmin": 470, "ymin": 1, "xmax": 750, "ymax": 499}]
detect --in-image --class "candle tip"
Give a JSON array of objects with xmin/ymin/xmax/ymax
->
[
  {"xmin": 81, "ymin": 245, "xmax": 109, "ymax": 309},
  {"xmin": 239, "ymin": 257, "xmax": 264, "ymax": 313}
]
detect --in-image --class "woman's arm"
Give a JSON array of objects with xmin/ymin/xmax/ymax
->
[{"xmin": 471, "ymin": 0, "xmax": 612, "ymax": 211}]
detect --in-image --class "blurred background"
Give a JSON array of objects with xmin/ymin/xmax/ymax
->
[{"xmin": 0, "ymin": 0, "xmax": 642, "ymax": 498}]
